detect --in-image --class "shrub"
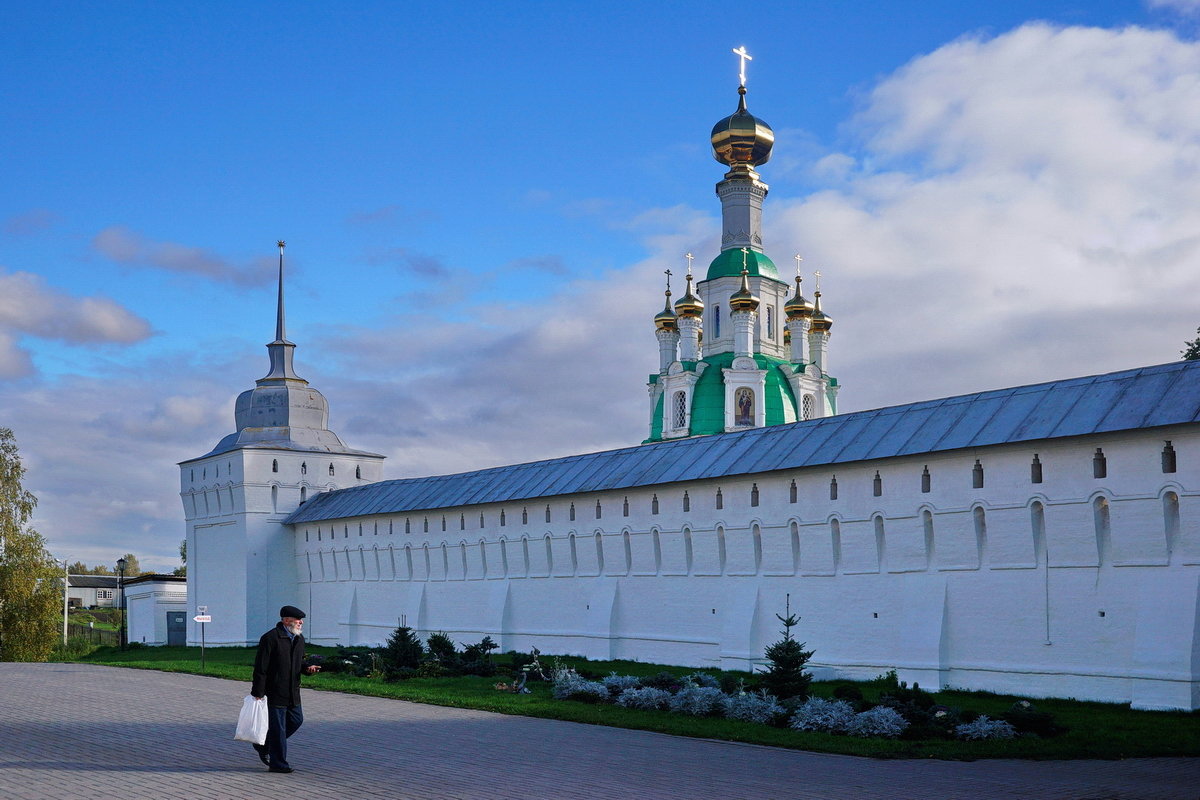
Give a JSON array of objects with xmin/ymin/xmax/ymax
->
[
  {"xmin": 639, "ymin": 671, "xmax": 684, "ymax": 693},
  {"xmin": 50, "ymin": 636, "xmax": 97, "ymax": 660},
  {"xmin": 383, "ymin": 626, "xmax": 424, "ymax": 670},
  {"xmin": 602, "ymin": 673, "xmax": 642, "ymax": 696},
  {"xmin": 759, "ymin": 603, "xmax": 814, "ymax": 701},
  {"xmin": 426, "ymin": 632, "xmax": 458, "ymax": 667},
  {"xmin": 789, "ymin": 697, "xmax": 856, "ymax": 734},
  {"xmin": 846, "ymin": 706, "xmax": 910, "ymax": 739},
  {"xmin": 667, "ymin": 685, "xmax": 726, "ymax": 716},
  {"xmin": 718, "ymin": 673, "xmax": 745, "ymax": 694},
  {"xmin": 955, "ymin": 715, "xmax": 1017, "ymax": 741},
  {"xmin": 1000, "ymin": 700, "xmax": 1067, "ymax": 738},
  {"xmin": 683, "ymin": 671, "xmax": 721, "ymax": 689},
  {"xmin": 722, "ymin": 690, "xmax": 784, "ymax": 725},
  {"xmin": 616, "ymin": 687, "xmax": 673, "ymax": 710},
  {"xmin": 552, "ymin": 672, "xmax": 609, "ymax": 703},
  {"xmin": 831, "ymin": 683, "xmax": 864, "ymax": 705}
]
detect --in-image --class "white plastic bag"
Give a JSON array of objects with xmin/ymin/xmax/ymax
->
[{"xmin": 234, "ymin": 695, "xmax": 268, "ymax": 745}]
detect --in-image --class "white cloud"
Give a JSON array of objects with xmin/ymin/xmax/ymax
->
[
  {"xmin": 1148, "ymin": 0, "xmax": 1200, "ymax": 14},
  {"xmin": 93, "ymin": 226, "xmax": 276, "ymax": 286},
  {"xmin": 0, "ymin": 270, "xmax": 152, "ymax": 378}
]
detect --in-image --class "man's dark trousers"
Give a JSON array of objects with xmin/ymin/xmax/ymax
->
[{"xmin": 263, "ymin": 705, "xmax": 303, "ymax": 769}]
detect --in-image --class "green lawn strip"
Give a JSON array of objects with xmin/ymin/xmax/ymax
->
[{"xmin": 66, "ymin": 646, "xmax": 1200, "ymax": 760}]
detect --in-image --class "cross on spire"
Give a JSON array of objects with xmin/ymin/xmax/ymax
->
[
  {"xmin": 794, "ymin": 253, "xmax": 803, "ymax": 278},
  {"xmin": 741, "ymin": 246, "xmax": 749, "ymax": 273},
  {"xmin": 664, "ymin": 268, "xmax": 673, "ymax": 294},
  {"xmin": 684, "ymin": 252, "xmax": 694, "ymax": 275},
  {"xmin": 813, "ymin": 270, "xmax": 822, "ymax": 293},
  {"xmin": 732, "ymin": 46, "xmax": 753, "ymax": 88}
]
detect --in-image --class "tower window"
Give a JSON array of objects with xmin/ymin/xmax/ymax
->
[
  {"xmin": 973, "ymin": 460, "xmax": 984, "ymax": 489},
  {"xmin": 750, "ymin": 483, "xmax": 759, "ymax": 507},
  {"xmin": 673, "ymin": 391, "xmax": 687, "ymax": 430},
  {"xmin": 1093, "ymin": 448, "xmax": 1107, "ymax": 479},
  {"xmin": 715, "ymin": 488, "xmax": 723, "ymax": 510},
  {"xmin": 460, "ymin": 514, "xmax": 465, "ymax": 530},
  {"xmin": 356, "ymin": 465, "xmax": 361, "ymax": 479},
  {"xmin": 423, "ymin": 517, "xmax": 429, "ymax": 533},
  {"xmin": 329, "ymin": 463, "xmax": 335, "ymax": 476},
  {"xmin": 569, "ymin": 502, "xmax": 576, "ymax": 521},
  {"xmin": 766, "ymin": 306, "xmax": 774, "ymax": 339},
  {"xmin": 714, "ymin": 305, "xmax": 721, "ymax": 338},
  {"xmin": 802, "ymin": 394, "xmax": 814, "ymax": 420},
  {"xmin": 873, "ymin": 471, "xmax": 882, "ymax": 497},
  {"xmin": 595, "ymin": 500, "xmax": 602, "ymax": 519},
  {"xmin": 500, "ymin": 510, "xmax": 506, "ymax": 527},
  {"xmin": 301, "ymin": 462, "xmax": 307, "ymax": 475},
  {"xmin": 1031, "ymin": 454, "xmax": 1043, "ymax": 484},
  {"xmin": 652, "ymin": 494, "xmax": 659, "ymax": 515},
  {"xmin": 545, "ymin": 505, "xmax": 551, "ymax": 523},
  {"xmin": 623, "ymin": 497, "xmax": 630, "ymax": 517},
  {"xmin": 522, "ymin": 507, "xmax": 528, "ymax": 525},
  {"xmin": 405, "ymin": 518, "xmax": 411, "ymax": 534},
  {"xmin": 441, "ymin": 515, "xmax": 446, "ymax": 532},
  {"xmin": 830, "ymin": 476, "xmax": 838, "ymax": 501},
  {"xmin": 272, "ymin": 459, "xmax": 278, "ymax": 473},
  {"xmin": 683, "ymin": 491, "xmax": 690, "ymax": 512},
  {"xmin": 1163, "ymin": 441, "xmax": 1177, "ymax": 473},
  {"xmin": 921, "ymin": 466, "xmax": 931, "ymax": 493},
  {"xmin": 479, "ymin": 513, "xmax": 485, "ymax": 528},
  {"xmin": 789, "ymin": 479, "xmax": 797, "ymax": 504}
]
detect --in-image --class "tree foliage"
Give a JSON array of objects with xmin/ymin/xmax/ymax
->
[
  {"xmin": 0, "ymin": 428, "xmax": 60, "ymax": 661},
  {"xmin": 1182, "ymin": 328, "xmax": 1200, "ymax": 361},
  {"xmin": 173, "ymin": 539, "xmax": 187, "ymax": 577}
]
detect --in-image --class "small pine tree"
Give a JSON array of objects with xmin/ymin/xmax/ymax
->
[
  {"xmin": 425, "ymin": 631, "xmax": 458, "ymax": 666},
  {"xmin": 758, "ymin": 594, "xmax": 814, "ymax": 701},
  {"xmin": 382, "ymin": 625, "xmax": 425, "ymax": 669}
]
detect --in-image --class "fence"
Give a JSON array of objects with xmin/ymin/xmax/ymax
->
[{"xmin": 67, "ymin": 623, "xmax": 119, "ymax": 646}]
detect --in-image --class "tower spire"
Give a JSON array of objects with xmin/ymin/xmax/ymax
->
[
  {"xmin": 259, "ymin": 240, "xmax": 305, "ymax": 385},
  {"xmin": 275, "ymin": 240, "xmax": 287, "ymax": 343}
]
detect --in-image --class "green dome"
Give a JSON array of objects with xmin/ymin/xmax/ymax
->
[{"xmin": 706, "ymin": 249, "xmax": 780, "ymax": 281}]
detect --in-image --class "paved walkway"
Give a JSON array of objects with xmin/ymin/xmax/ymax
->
[{"xmin": 0, "ymin": 663, "xmax": 1196, "ymax": 799}]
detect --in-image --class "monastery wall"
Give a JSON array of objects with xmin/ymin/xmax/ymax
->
[{"xmin": 287, "ymin": 425, "xmax": 1200, "ymax": 711}]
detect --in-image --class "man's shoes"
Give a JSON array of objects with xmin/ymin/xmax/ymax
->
[
  {"xmin": 268, "ymin": 765, "xmax": 294, "ymax": 773},
  {"xmin": 253, "ymin": 745, "xmax": 269, "ymax": 766}
]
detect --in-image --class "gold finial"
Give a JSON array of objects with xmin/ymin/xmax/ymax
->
[
  {"xmin": 277, "ymin": 240, "xmax": 286, "ymax": 251},
  {"xmin": 732, "ymin": 46, "xmax": 753, "ymax": 88},
  {"xmin": 684, "ymin": 252, "xmax": 694, "ymax": 275}
]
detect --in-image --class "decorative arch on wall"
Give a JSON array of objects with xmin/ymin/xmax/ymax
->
[
  {"xmin": 621, "ymin": 529, "xmax": 633, "ymax": 576},
  {"xmin": 567, "ymin": 532, "xmax": 578, "ymax": 576},
  {"xmin": 1092, "ymin": 495, "xmax": 1112, "ymax": 567},
  {"xmin": 650, "ymin": 527, "xmax": 663, "ymax": 575},
  {"xmin": 716, "ymin": 525, "xmax": 727, "ymax": 574},
  {"xmin": 972, "ymin": 505, "xmax": 988, "ymax": 569},
  {"xmin": 682, "ymin": 526, "xmax": 694, "ymax": 575},
  {"xmin": 829, "ymin": 517, "xmax": 842, "ymax": 574},
  {"xmin": 543, "ymin": 533, "xmax": 554, "ymax": 575},
  {"xmin": 873, "ymin": 515, "xmax": 886, "ymax": 573},
  {"xmin": 594, "ymin": 531, "xmax": 605, "ymax": 574},
  {"xmin": 1162, "ymin": 488, "xmax": 1181, "ymax": 565},
  {"xmin": 789, "ymin": 519, "xmax": 800, "ymax": 574},
  {"xmin": 1029, "ymin": 499, "xmax": 1047, "ymax": 568},
  {"xmin": 751, "ymin": 522, "xmax": 763, "ymax": 574}
]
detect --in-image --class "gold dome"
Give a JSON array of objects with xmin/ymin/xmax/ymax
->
[
  {"xmin": 711, "ymin": 87, "xmax": 774, "ymax": 168},
  {"xmin": 674, "ymin": 274, "xmax": 704, "ymax": 318},
  {"xmin": 809, "ymin": 291, "xmax": 833, "ymax": 333},
  {"xmin": 654, "ymin": 291, "xmax": 678, "ymax": 332},
  {"xmin": 728, "ymin": 268, "xmax": 760, "ymax": 313},
  {"xmin": 784, "ymin": 274, "xmax": 814, "ymax": 320}
]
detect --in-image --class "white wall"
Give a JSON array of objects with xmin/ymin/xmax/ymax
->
[
  {"xmin": 288, "ymin": 425, "xmax": 1200, "ymax": 710},
  {"xmin": 126, "ymin": 580, "xmax": 187, "ymax": 645}
]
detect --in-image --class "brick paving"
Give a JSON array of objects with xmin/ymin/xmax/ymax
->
[{"xmin": 0, "ymin": 663, "xmax": 1196, "ymax": 800}]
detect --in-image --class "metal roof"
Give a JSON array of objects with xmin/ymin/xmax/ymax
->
[
  {"xmin": 67, "ymin": 575, "xmax": 119, "ymax": 588},
  {"xmin": 285, "ymin": 359, "xmax": 1200, "ymax": 524}
]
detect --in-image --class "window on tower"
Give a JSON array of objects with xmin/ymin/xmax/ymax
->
[
  {"xmin": 802, "ymin": 394, "xmax": 814, "ymax": 420},
  {"xmin": 766, "ymin": 306, "xmax": 774, "ymax": 339},
  {"xmin": 673, "ymin": 391, "xmax": 687, "ymax": 430},
  {"xmin": 714, "ymin": 305, "xmax": 721, "ymax": 338}
]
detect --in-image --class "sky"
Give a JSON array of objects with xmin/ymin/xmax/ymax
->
[{"xmin": 4, "ymin": 0, "xmax": 1200, "ymax": 572}]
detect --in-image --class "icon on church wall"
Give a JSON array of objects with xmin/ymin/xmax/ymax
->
[{"xmin": 735, "ymin": 387, "xmax": 754, "ymax": 426}]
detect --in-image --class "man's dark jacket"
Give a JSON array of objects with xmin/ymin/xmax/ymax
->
[{"xmin": 251, "ymin": 622, "xmax": 306, "ymax": 707}]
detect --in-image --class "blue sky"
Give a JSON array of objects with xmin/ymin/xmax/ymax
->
[{"xmin": 4, "ymin": 0, "xmax": 1200, "ymax": 571}]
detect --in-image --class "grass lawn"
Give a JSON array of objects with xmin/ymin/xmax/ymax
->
[{"xmin": 65, "ymin": 645, "xmax": 1200, "ymax": 760}]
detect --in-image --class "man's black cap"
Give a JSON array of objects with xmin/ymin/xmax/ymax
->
[{"xmin": 279, "ymin": 605, "xmax": 306, "ymax": 619}]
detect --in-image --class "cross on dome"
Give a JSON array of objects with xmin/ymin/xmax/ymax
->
[
  {"xmin": 732, "ymin": 46, "xmax": 753, "ymax": 87},
  {"xmin": 684, "ymin": 252, "xmax": 694, "ymax": 275}
]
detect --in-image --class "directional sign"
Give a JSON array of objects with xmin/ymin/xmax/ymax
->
[
  {"xmin": 193, "ymin": 615, "xmax": 212, "ymax": 623},
  {"xmin": 197, "ymin": 605, "xmax": 208, "ymax": 613}
]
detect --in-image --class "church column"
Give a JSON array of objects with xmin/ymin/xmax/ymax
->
[
  {"xmin": 784, "ymin": 266, "xmax": 813, "ymax": 363},
  {"xmin": 674, "ymin": 272, "xmax": 703, "ymax": 361},
  {"xmin": 728, "ymin": 263, "xmax": 759, "ymax": 357},
  {"xmin": 656, "ymin": 328, "xmax": 679, "ymax": 371}
]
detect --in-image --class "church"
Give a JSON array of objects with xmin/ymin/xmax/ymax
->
[{"xmin": 173, "ymin": 67, "xmax": 1200, "ymax": 712}]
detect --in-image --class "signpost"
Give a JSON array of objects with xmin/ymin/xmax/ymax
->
[{"xmin": 194, "ymin": 607, "xmax": 210, "ymax": 670}]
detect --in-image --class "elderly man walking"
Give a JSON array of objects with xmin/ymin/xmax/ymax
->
[{"xmin": 251, "ymin": 605, "xmax": 320, "ymax": 773}]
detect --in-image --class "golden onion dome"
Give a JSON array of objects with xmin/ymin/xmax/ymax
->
[
  {"xmin": 809, "ymin": 291, "xmax": 833, "ymax": 333},
  {"xmin": 728, "ymin": 268, "xmax": 760, "ymax": 313},
  {"xmin": 654, "ymin": 291, "xmax": 678, "ymax": 332},
  {"xmin": 711, "ymin": 87, "xmax": 775, "ymax": 168},
  {"xmin": 674, "ymin": 274, "xmax": 704, "ymax": 318},
  {"xmin": 784, "ymin": 275, "xmax": 814, "ymax": 320}
]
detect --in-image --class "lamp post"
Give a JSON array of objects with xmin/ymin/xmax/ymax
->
[
  {"xmin": 116, "ymin": 557, "xmax": 127, "ymax": 650},
  {"xmin": 61, "ymin": 559, "xmax": 69, "ymax": 647}
]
